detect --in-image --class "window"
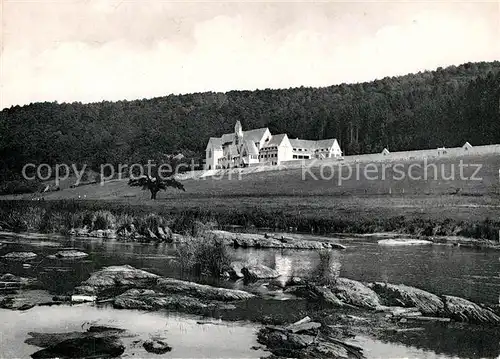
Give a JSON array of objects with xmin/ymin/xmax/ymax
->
[
  {"xmin": 208, "ymin": 150, "xmax": 212, "ymax": 158},
  {"xmin": 293, "ymin": 155, "xmax": 297, "ymax": 159}
]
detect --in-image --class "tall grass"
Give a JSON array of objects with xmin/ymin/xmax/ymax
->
[
  {"xmin": 0, "ymin": 200, "xmax": 498, "ymax": 241},
  {"xmin": 176, "ymin": 234, "xmax": 231, "ymax": 277}
]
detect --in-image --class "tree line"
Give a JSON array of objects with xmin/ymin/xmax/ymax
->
[{"xmin": 1, "ymin": 61, "xmax": 499, "ymax": 180}]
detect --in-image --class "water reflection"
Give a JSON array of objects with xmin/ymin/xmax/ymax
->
[
  {"xmin": 2, "ymin": 234, "xmax": 500, "ymax": 358},
  {"xmin": 376, "ymin": 322, "xmax": 500, "ymax": 359}
]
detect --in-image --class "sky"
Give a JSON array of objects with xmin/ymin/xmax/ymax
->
[{"xmin": 1, "ymin": 0, "xmax": 499, "ymax": 109}]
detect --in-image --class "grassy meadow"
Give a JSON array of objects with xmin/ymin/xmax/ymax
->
[{"xmin": 1, "ymin": 154, "xmax": 499, "ymax": 239}]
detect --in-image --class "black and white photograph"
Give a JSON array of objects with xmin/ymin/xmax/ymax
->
[{"xmin": 0, "ymin": 0, "xmax": 499, "ymax": 358}]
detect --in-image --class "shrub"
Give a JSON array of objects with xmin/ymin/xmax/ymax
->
[
  {"xmin": 116, "ymin": 213, "xmax": 135, "ymax": 234},
  {"xmin": 5, "ymin": 212, "xmax": 28, "ymax": 232},
  {"xmin": 176, "ymin": 234, "xmax": 231, "ymax": 277},
  {"xmin": 92, "ymin": 210, "xmax": 116, "ymax": 230},
  {"xmin": 0, "ymin": 179, "xmax": 43, "ymax": 195},
  {"xmin": 135, "ymin": 213, "xmax": 167, "ymax": 236}
]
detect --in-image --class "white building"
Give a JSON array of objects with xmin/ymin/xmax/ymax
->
[{"xmin": 205, "ymin": 121, "xmax": 342, "ymax": 170}]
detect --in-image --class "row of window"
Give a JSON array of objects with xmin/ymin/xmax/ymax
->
[
  {"xmin": 292, "ymin": 148, "xmax": 333, "ymax": 152},
  {"xmin": 260, "ymin": 154, "xmax": 277, "ymax": 158},
  {"xmin": 293, "ymin": 155, "xmax": 311, "ymax": 159}
]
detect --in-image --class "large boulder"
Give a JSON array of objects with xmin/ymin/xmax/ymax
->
[
  {"xmin": 209, "ymin": 230, "xmax": 344, "ymax": 250},
  {"xmin": 0, "ymin": 290, "xmax": 54, "ymax": 310},
  {"xmin": 305, "ymin": 284, "xmax": 345, "ymax": 308},
  {"xmin": 113, "ymin": 289, "xmax": 219, "ymax": 313},
  {"xmin": 241, "ymin": 264, "xmax": 280, "ymax": 281},
  {"xmin": 0, "ymin": 273, "xmax": 40, "ymax": 289},
  {"xmin": 74, "ymin": 265, "xmax": 159, "ymax": 295},
  {"xmin": 257, "ymin": 319, "xmax": 364, "ymax": 359},
  {"xmin": 143, "ymin": 339, "xmax": 172, "ymax": 354},
  {"xmin": 369, "ymin": 282, "xmax": 444, "ymax": 316},
  {"xmin": 332, "ymin": 278, "xmax": 382, "ymax": 310},
  {"xmin": 30, "ymin": 336, "xmax": 125, "ymax": 358},
  {"xmin": 25, "ymin": 326, "xmax": 127, "ymax": 348},
  {"xmin": 443, "ymin": 295, "xmax": 500, "ymax": 325},
  {"xmin": 2, "ymin": 252, "xmax": 37, "ymax": 261},
  {"xmin": 156, "ymin": 277, "xmax": 254, "ymax": 301}
]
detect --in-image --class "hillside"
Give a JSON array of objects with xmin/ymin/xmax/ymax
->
[
  {"xmin": 6, "ymin": 154, "xmax": 500, "ymax": 226},
  {"xmin": 1, "ymin": 61, "xmax": 500, "ymax": 182}
]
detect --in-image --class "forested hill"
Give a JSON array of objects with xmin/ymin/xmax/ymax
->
[{"xmin": 1, "ymin": 61, "xmax": 500, "ymax": 178}]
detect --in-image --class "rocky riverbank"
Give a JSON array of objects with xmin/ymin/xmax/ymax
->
[{"xmin": 2, "ymin": 261, "xmax": 500, "ymax": 358}]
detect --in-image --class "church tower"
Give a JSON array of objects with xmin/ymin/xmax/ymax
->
[{"xmin": 234, "ymin": 120, "xmax": 243, "ymax": 146}]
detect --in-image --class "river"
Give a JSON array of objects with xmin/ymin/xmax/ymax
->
[{"xmin": 1, "ymin": 233, "xmax": 500, "ymax": 358}]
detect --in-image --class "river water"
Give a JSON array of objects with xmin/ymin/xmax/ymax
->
[{"xmin": 1, "ymin": 233, "xmax": 500, "ymax": 358}]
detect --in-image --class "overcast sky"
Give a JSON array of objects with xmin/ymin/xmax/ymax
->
[{"xmin": 1, "ymin": 0, "xmax": 499, "ymax": 109}]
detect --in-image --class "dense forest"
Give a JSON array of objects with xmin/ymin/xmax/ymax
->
[{"xmin": 1, "ymin": 61, "xmax": 499, "ymax": 180}]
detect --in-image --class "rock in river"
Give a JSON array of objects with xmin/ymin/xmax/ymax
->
[
  {"xmin": 241, "ymin": 264, "xmax": 280, "ymax": 281},
  {"xmin": 369, "ymin": 282, "xmax": 444, "ymax": 316},
  {"xmin": 53, "ymin": 250, "xmax": 89, "ymax": 259},
  {"xmin": 257, "ymin": 317, "xmax": 364, "ymax": 359},
  {"xmin": 443, "ymin": 295, "xmax": 500, "ymax": 325},
  {"xmin": 0, "ymin": 290, "xmax": 55, "ymax": 310},
  {"xmin": 74, "ymin": 265, "xmax": 159, "ymax": 295},
  {"xmin": 30, "ymin": 336, "xmax": 125, "ymax": 358},
  {"xmin": 113, "ymin": 289, "xmax": 220, "ymax": 313},
  {"xmin": 2, "ymin": 252, "xmax": 37, "ymax": 261},
  {"xmin": 332, "ymin": 278, "xmax": 382, "ymax": 310},
  {"xmin": 209, "ymin": 230, "xmax": 345, "ymax": 250},
  {"xmin": 156, "ymin": 277, "xmax": 255, "ymax": 301},
  {"xmin": 143, "ymin": 339, "xmax": 172, "ymax": 354},
  {"xmin": 0, "ymin": 273, "xmax": 40, "ymax": 290},
  {"xmin": 27, "ymin": 326, "xmax": 129, "ymax": 358}
]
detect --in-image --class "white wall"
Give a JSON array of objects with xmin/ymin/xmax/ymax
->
[
  {"xmin": 277, "ymin": 137, "xmax": 293, "ymax": 164},
  {"xmin": 205, "ymin": 148, "xmax": 223, "ymax": 170}
]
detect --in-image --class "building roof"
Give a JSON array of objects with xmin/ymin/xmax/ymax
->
[
  {"xmin": 242, "ymin": 127, "xmax": 269, "ymax": 143},
  {"xmin": 289, "ymin": 139, "xmax": 317, "ymax": 150},
  {"xmin": 263, "ymin": 134, "xmax": 288, "ymax": 148},
  {"xmin": 221, "ymin": 133, "xmax": 234, "ymax": 145},
  {"xmin": 315, "ymin": 139, "xmax": 338, "ymax": 149},
  {"xmin": 243, "ymin": 140, "xmax": 259, "ymax": 156},
  {"xmin": 206, "ymin": 137, "xmax": 222, "ymax": 149}
]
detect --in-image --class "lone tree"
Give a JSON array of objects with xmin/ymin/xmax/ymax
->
[{"xmin": 128, "ymin": 158, "xmax": 186, "ymax": 200}]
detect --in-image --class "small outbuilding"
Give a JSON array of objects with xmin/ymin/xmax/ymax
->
[{"xmin": 462, "ymin": 142, "xmax": 473, "ymax": 151}]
